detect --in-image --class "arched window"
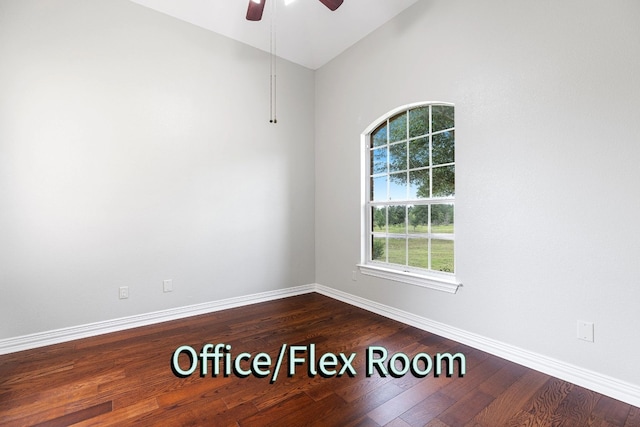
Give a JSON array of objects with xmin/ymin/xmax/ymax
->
[{"xmin": 359, "ymin": 102, "xmax": 460, "ymax": 293}]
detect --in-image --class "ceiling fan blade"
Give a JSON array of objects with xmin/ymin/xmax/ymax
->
[
  {"xmin": 318, "ymin": 0, "xmax": 343, "ymax": 11},
  {"xmin": 246, "ymin": 0, "xmax": 266, "ymax": 21}
]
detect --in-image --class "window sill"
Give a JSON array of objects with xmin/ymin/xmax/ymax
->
[{"xmin": 357, "ymin": 264, "xmax": 462, "ymax": 294}]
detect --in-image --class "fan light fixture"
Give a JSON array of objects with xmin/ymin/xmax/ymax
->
[
  {"xmin": 246, "ymin": 0, "xmax": 342, "ymax": 21},
  {"xmin": 244, "ymin": 0, "xmax": 344, "ymax": 123}
]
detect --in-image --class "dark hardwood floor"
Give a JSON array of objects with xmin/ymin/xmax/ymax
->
[{"xmin": 1, "ymin": 293, "xmax": 638, "ymax": 426}]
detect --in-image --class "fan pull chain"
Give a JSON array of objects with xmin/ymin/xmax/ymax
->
[{"xmin": 269, "ymin": 0, "xmax": 277, "ymax": 124}]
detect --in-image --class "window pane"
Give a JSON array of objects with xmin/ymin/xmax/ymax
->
[
  {"xmin": 389, "ymin": 173, "xmax": 407, "ymax": 200},
  {"xmin": 408, "ymin": 205, "xmax": 429, "ymax": 234},
  {"xmin": 388, "ymin": 237, "xmax": 407, "ymax": 265},
  {"xmin": 372, "ymin": 123, "xmax": 387, "ymax": 147},
  {"xmin": 389, "ymin": 112, "xmax": 407, "ymax": 143},
  {"xmin": 367, "ymin": 103, "xmax": 454, "ymax": 276},
  {"xmin": 372, "ymin": 176, "xmax": 388, "ymax": 201},
  {"xmin": 389, "ymin": 142, "xmax": 407, "ymax": 173},
  {"xmin": 431, "ymin": 204, "xmax": 454, "ymax": 234},
  {"xmin": 409, "ymin": 137, "xmax": 429, "ymax": 169},
  {"xmin": 432, "ymin": 239, "xmax": 454, "ymax": 272},
  {"xmin": 409, "ymin": 169, "xmax": 430, "ymax": 199},
  {"xmin": 432, "ymin": 105, "xmax": 454, "ymax": 132},
  {"xmin": 408, "ymin": 238, "xmax": 429, "ymax": 268},
  {"xmin": 372, "ymin": 236, "xmax": 386, "ymax": 261},
  {"xmin": 388, "ymin": 205, "xmax": 406, "ymax": 234},
  {"xmin": 371, "ymin": 147, "xmax": 387, "ymax": 175},
  {"xmin": 432, "ymin": 130, "xmax": 454, "ymax": 165},
  {"xmin": 432, "ymin": 165, "xmax": 454, "ymax": 197},
  {"xmin": 409, "ymin": 107, "xmax": 429, "ymax": 138},
  {"xmin": 372, "ymin": 206, "xmax": 386, "ymax": 232}
]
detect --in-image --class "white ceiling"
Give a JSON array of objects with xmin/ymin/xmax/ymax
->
[{"xmin": 129, "ymin": 0, "xmax": 419, "ymax": 70}]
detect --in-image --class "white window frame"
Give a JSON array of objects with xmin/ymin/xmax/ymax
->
[{"xmin": 358, "ymin": 102, "xmax": 461, "ymax": 294}]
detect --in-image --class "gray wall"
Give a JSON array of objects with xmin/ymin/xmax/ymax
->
[
  {"xmin": 315, "ymin": 0, "xmax": 640, "ymax": 385},
  {"xmin": 0, "ymin": 0, "xmax": 315, "ymax": 338}
]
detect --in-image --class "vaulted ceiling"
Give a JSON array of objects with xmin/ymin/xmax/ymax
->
[{"xmin": 130, "ymin": 0, "xmax": 419, "ymax": 70}]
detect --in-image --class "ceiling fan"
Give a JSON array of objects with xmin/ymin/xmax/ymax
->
[{"xmin": 246, "ymin": 0, "xmax": 344, "ymax": 21}]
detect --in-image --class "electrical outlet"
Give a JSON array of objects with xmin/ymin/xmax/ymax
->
[
  {"xmin": 163, "ymin": 279, "xmax": 173, "ymax": 293},
  {"xmin": 577, "ymin": 320, "xmax": 594, "ymax": 342},
  {"xmin": 352, "ymin": 271, "xmax": 357, "ymax": 281},
  {"xmin": 119, "ymin": 286, "xmax": 129, "ymax": 299}
]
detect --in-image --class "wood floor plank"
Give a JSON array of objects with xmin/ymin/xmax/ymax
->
[
  {"xmin": 0, "ymin": 293, "xmax": 637, "ymax": 426},
  {"xmin": 549, "ymin": 385, "xmax": 602, "ymax": 427},
  {"xmin": 624, "ymin": 406, "xmax": 640, "ymax": 426},
  {"xmin": 592, "ymin": 394, "xmax": 633, "ymax": 426},
  {"xmin": 367, "ymin": 375, "xmax": 454, "ymax": 425},
  {"xmin": 476, "ymin": 360, "xmax": 528, "ymax": 397},
  {"xmin": 505, "ymin": 377, "xmax": 573, "ymax": 426},
  {"xmin": 32, "ymin": 401, "xmax": 113, "ymax": 427},
  {"xmin": 467, "ymin": 369, "xmax": 550, "ymax": 427},
  {"xmin": 0, "ymin": 369, "xmax": 124, "ymax": 424},
  {"xmin": 398, "ymin": 390, "xmax": 457, "ymax": 426},
  {"xmin": 348, "ymin": 416, "xmax": 383, "ymax": 427},
  {"xmin": 438, "ymin": 388, "xmax": 496, "ymax": 426},
  {"xmin": 237, "ymin": 391, "xmax": 317, "ymax": 427},
  {"xmin": 587, "ymin": 416, "xmax": 623, "ymax": 427},
  {"xmin": 438, "ymin": 353, "xmax": 505, "ymax": 401},
  {"xmin": 312, "ymin": 381, "xmax": 406, "ymax": 427},
  {"xmin": 385, "ymin": 418, "xmax": 413, "ymax": 427},
  {"xmin": 72, "ymin": 397, "xmax": 159, "ymax": 426},
  {"xmin": 332, "ymin": 372, "xmax": 393, "ymax": 403},
  {"xmin": 424, "ymin": 420, "xmax": 452, "ymax": 427}
]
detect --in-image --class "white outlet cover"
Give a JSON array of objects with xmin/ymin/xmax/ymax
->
[{"xmin": 577, "ymin": 320, "xmax": 594, "ymax": 342}]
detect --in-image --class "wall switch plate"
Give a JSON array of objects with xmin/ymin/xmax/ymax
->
[
  {"xmin": 163, "ymin": 279, "xmax": 173, "ymax": 293},
  {"xmin": 577, "ymin": 320, "xmax": 594, "ymax": 342},
  {"xmin": 119, "ymin": 286, "xmax": 129, "ymax": 299}
]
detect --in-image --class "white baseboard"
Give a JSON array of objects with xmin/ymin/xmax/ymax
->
[
  {"xmin": 313, "ymin": 283, "xmax": 640, "ymax": 408},
  {"xmin": 2, "ymin": 282, "xmax": 638, "ymax": 408},
  {"xmin": 0, "ymin": 284, "xmax": 314, "ymax": 355}
]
